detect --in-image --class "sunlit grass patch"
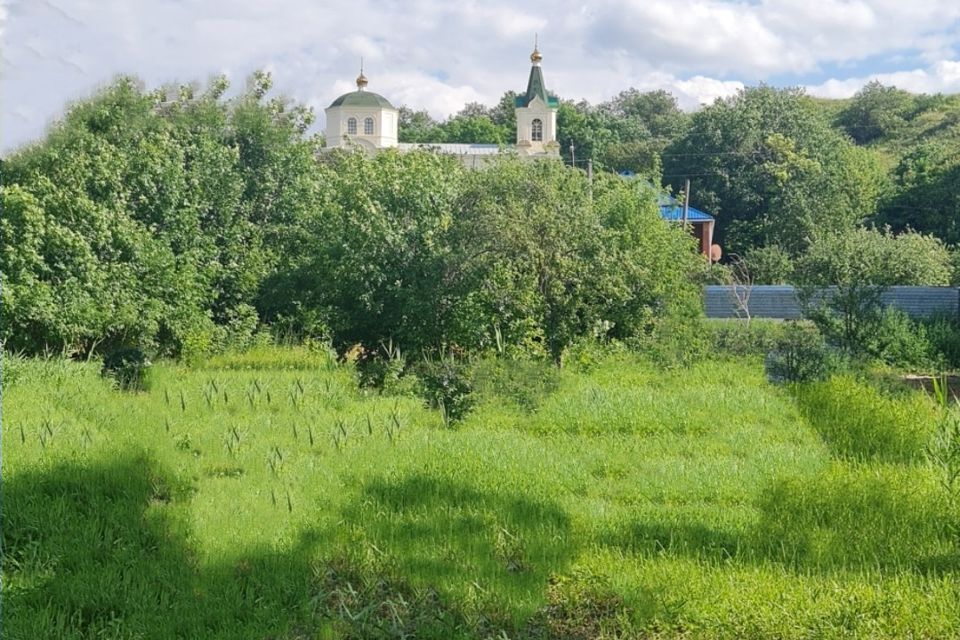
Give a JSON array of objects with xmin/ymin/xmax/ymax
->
[{"xmin": 3, "ymin": 350, "xmax": 959, "ymax": 638}]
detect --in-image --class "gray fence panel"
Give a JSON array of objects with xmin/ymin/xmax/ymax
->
[{"xmin": 704, "ymin": 285, "xmax": 959, "ymax": 320}]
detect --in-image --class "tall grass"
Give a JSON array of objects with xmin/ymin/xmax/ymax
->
[
  {"xmin": 3, "ymin": 349, "xmax": 957, "ymax": 638},
  {"xmin": 793, "ymin": 375, "xmax": 936, "ymax": 462}
]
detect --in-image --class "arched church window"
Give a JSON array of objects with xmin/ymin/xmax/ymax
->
[
  {"xmin": 347, "ymin": 117, "xmax": 357, "ymax": 135},
  {"xmin": 531, "ymin": 118, "xmax": 543, "ymax": 142},
  {"xmin": 364, "ymin": 117, "xmax": 375, "ymax": 135}
]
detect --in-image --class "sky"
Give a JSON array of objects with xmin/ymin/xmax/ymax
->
[{"xmin": 3, "ymin": 0, "xmax": 960, "ymax": 153}]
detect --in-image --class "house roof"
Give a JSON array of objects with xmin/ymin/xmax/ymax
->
[
  {"xmin": 658, "ymin": 191, "xmax": 714, "ymax": 222},
  {"xmin": 328, "ymin": 90, "xmax": 395, "ymax": 110},
  {"xmin": 397, "ymin": 143, "xmax": 502, "ymax": 155},
  {"xmin": 620, "ymin": 172, "xmax": 715, "ymax": 223},
  {"xmin": 659, "ymin": 204, "xmax": 714, "ymax": 223}
]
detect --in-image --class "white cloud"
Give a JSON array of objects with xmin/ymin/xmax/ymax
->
[
  {"xmin": 807, "ymin": 59, "xmax": 960, "ymax": 98},
  {"xmin": 582, "ymin": 0, "xmax": 960, "ymax": 78},
  {"xmin": 1, "ymin": 0, "xmax": 959, "ymax": 151}
]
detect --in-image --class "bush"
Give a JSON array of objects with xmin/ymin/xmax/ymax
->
[
  {"xmin": 795, "ymin": 227, "xmax": 951, "ymax": 355},
  {"xmin": 765, "ymin": 321, "xmax": 839, "ymax": 383},
  {"xmin": 742, "ymin": 245, "xmax": 794, "ymax": 284},
  {"xmin": 415, "ymin": 356, "xmax": 475, "ymax": 426},
  {"xmin": 869, "ymin": 307, "xmax": 934, "ymax": 369},
  {"xmin": 926, "ymin": 316, "xmax": 960, "ymax": 370},
  {"xmin": 354, "ymin": 342, "xmax": 418, "ymax": 397},
  {"xmin": 101, "ymin": 346, "xmax": 151, "ymax": 391},
  {"xmin": 706, "ymin": 319, "xmax": 787, "ymax": 358}
]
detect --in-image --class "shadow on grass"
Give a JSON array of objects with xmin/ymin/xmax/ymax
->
[
  {"xmin": 596, "ymin": 520, "xmax": 744, "ymax": 561},
  {"xmin": 597, "ymin": 466, "xmax": 960, "ymax": 574},
  {"xmin": 1, "ymin": 457, "xmax": 486, "ymax": 639},
  {"xmin": 345, "ymin": 474, "xmax": 578, "ymax": 614},
  {"xmin": 3, "ymin": 458, "xmax": 591, "ymax": 639}
]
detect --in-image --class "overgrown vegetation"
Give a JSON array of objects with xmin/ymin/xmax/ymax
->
[
  {"xmin": 5, "ymin": 348, "xmax": 960, "ymax": 638},
  {"xmin": 5, "ymin": 66, "xmax": 960, "ymax": 639}
]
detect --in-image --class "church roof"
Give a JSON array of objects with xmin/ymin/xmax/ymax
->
[
  {"xmin": 328, "ymin": 90, "xmax": 395, "ymax": 109},
  {"xmin": 515, "ymin": 64, "xmax": 559, "ymax": 108},
  {"xmin": 397, "ymin": 143, "xmax": 502, "ymax": 155}
]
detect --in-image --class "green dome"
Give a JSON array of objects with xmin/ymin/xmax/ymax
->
[{"xmin": 328, "ymin": 90, "xmax": 395, "ymax": 109}]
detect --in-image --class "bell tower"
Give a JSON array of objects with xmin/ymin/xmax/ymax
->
[{"xmin": 514, "ymin": 37, "xmax": 560, "ymax": 157}]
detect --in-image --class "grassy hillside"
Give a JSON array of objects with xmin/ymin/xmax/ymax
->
[{"xmin": 3, "ymin": 347, "xmax": 958, "ymax": 638}]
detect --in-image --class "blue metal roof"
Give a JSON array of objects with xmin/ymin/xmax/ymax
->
[
  {"xmin": 657, "ymin": 192, "xmax": 714, "ymax": 223},
  {"xmin": 659, "ymin": 204, "xmax": 714, "ymax": 223},
  {"xmin": 618, "ymin": 172, "xmax": 715, "ymax": 223}
]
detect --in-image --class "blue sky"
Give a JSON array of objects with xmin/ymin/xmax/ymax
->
[{"xmin": 3, "ymin": 0, "xmax": 960, "ymax": 153}]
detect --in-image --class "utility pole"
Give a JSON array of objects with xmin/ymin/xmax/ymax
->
[
  {"xmin": 682, "ymin": 178, "xmax": 690, "ymax": 227},
  {"xmin": 587, "ymin": 159, "xmax": 593, "ymax": 182},
  {"xmin": 569, "ymin": 143, "xmax": 575, "ymax": 167}
]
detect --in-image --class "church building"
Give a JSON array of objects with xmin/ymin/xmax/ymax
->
[{"xmin": 324, "ymin": 43, "xmax": 561, "ymax": 167}]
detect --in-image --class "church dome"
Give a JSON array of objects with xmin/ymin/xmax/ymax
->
[{"xmin": 328, "ymin": 90, "xmax": 395, "ymax": 109}]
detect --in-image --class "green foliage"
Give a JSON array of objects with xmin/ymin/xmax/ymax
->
[
  {"xmin": 879, "ymin": 140, "xmax": 960, "ymax": 244},
  {"xmin": 765, "ymin": 321, "xmax": 839, "ymax": 383},
  {"xmin": 458, "ymin": 159, "xmax": 701, "ymax": 359},
  {"xmin": 705, "ymin": 319, "xmax": 788, "ymax": 358},
  {"xmin": 664, "ymin": 86, "xmax": 887, "ymax": 254},
  {"xmin": 926, "ymin": 316, "xmax": 960, "ymax": 370},
  {"xmin": 741, "ymin": 244, "xmax": 794, "ymax": 284},
  {"xmin": 1, "ymin": 73, "xmax": 323, "ymax": 357},
  {"xmin": 414, "ymin": 355, "xmax": 475, "ymax": 425},
  {"xmin": 262, "ymin": 148, "xmax": 463, "ymax": 353},
  {"xmin": 469, "ymin": 353, "xmax": 560, "ymax": 412},
  {"xmin": 795, "ymin": 226, "xmax": 951, "ymax": 354},
  {"xmin": 836, "ymin": 81, "xmax": 918, "ymax": 144},
  {"xmin": 101, "ymin": 346, "xmax": 152, "ymax": 391},
  {"xmin": 869, "ymin": 308, "xmax": 935, "ymax": 369},
  {"xmin": 793, "ymin": 375, "xmax": 936, "ymax": 462}
]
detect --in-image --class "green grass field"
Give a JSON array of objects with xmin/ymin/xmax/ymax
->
[{"xmin": 3, "ymin": 347, "xmax": 959, "ymax": 639}]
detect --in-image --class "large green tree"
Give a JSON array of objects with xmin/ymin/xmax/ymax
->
[
  {"xmin": 664, "ymin": 86, "xmax": 887, "ymax": 254},
  {"xmin": 1, "ymin": 73, "xmax": 324, "ymax": 356}
]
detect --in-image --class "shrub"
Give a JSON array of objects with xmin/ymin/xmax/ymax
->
[
  {"xmin": 742, "ymin": 245, "xmax": 794, "ymax": 284},
  {"xmin": 415, "ymin": 356, "xmax": 475, "ymax": 426},
  {"xmin": 869, "ymin": 307, "xmax": 934, "ymax": 369},
  {"xmin": 101, "ymin": 346, "xmax": 151, "ymax": 391},
  {"xmin": 470, "ymin": 353, "xmax": 560, "ymax": 411},
  {"xmin": 706, "ymin": 319, "xmax": 787, "ymax": 358},
  {"xmin": 355, "ymin": 342, "xmax": 418, "ymax": 397},
  {"xmin": 926, "ymin": 316, "xmax": 960, "ymax": 370},
  {"xmin": 764, "ymin": 321, "xmax": 839, "ymax": 383},
  {"xmin": 795, "ymin": 227, "xmax": 951, "ymax": 355}
]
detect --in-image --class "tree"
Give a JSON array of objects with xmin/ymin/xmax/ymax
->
[
  {"xmin": 260, "ymin": 149, "xmax": 464, "ymax": 353},
  {"xmin": 664, "ymin": 86, "xmax": 887, "ymax": 254},
  {"xmin": 397, "ymin": 106, "xmax": 442, "ymax": 143},
  {"xmin": 556, "ymin": 100, "xmax": 618, "ymax": 168},
  {"xmin": 877, "ymin": 140, "xmax": 960, "ymax": 243},
  {"xmin": 836, "ymin": 81, "xmax": 917, "ymax": 144},
  {"xmin": 448, "ymin": 157, "xmax": 700, "ymax": 360},
  {"xmin": 794, "ymin": 227, "xmax": 950, "ymax": 353},
  {"xmin": 1, "ymin": 72, "xmax": 325, "ymax": 356},
  {"xmin": 437, "ymin": 114, "xmax": 507, "ymax": 144},
  {"xmin": 600, "ymin": 88, "xmax": 688, "ymax": 144}
]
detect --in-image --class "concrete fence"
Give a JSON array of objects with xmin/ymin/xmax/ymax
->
[{"xmin": 704, "ymin": 285, "xmax": 960, "ymax": 320}]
